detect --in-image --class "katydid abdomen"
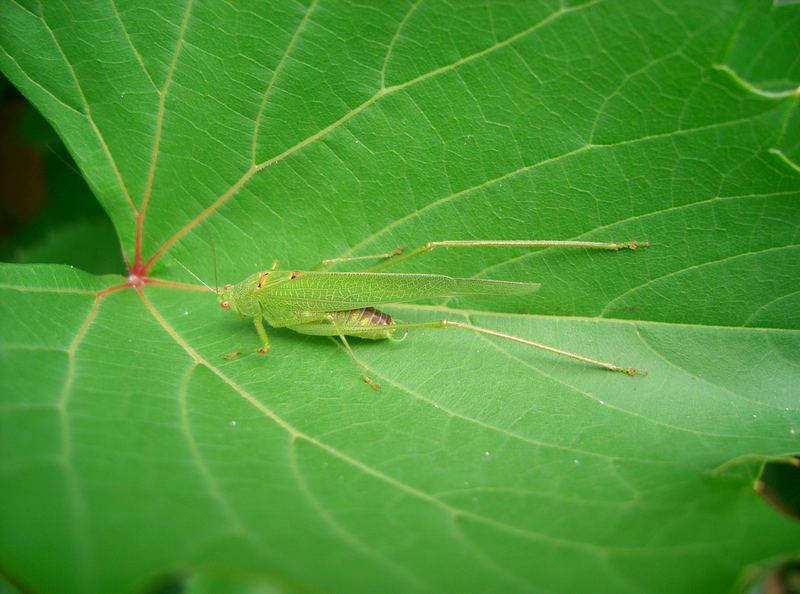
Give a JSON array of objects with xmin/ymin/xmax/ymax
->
[{"xmin": 288, "ymin": 307, "xmax": 397, "ymax": 340}]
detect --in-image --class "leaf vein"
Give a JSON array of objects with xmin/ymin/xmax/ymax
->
[
  {"xmin": 251, "ymin": 0, "xmax": 318, "ymax": 165},
  {"xmin": 57, "ymin": 295, "xmax": 103, "ymax": 591},
  {"xmin": 134, "ymin": 0, "xmax": 194, "ymax": 266},
  {"xmin": 599, "ymin": 244, "xmax": 800, "ymax": 316},
  {"xmin": 108, "ymin": 0, "xmax": 158, "ymax": 91},
  {"xmin": 287, "ymin": 439, "xmax": 429, "ymax": 592},
  {"xmin": 340, "ymin": 340, "xmax": 677, "ymax": 465},
  {"xmin": 458, "ymin": 190, "xmax": 800, "ymax": 292},
  {"xmin": 37, "ymin": 6, "xmax": 137, "ymax": 216},
  {"xmin": 465, "ymin": 314, "xmax": 794, "ymax": 441}
]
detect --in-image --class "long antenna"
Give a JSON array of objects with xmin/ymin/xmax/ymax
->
[
  {"xmin": 212, "ymin": 240, "xmax": 219, "ymax": 294},
  {"xmin": 170, "ymin": 256, "xmax": 215, "ymax": 293},
  {"xmin": 43, "ymin": 142, "xmax": 82, "ymax": 178}
]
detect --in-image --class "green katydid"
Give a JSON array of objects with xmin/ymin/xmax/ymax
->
[{"xmin": 184, "ymin": 239, "xmax": 646, "ymax": 389}]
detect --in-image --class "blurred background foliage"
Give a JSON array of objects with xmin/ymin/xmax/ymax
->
[{"xmin": 0, "ymin": 75, "xmax": 121, "ymax": 275}]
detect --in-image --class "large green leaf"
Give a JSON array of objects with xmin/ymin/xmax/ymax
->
[{"xmin": 1, "ymin": 1, "xmax": 799, "ymax": 593}]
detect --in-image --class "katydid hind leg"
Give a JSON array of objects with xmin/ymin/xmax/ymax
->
[
  {"xmin": 310, "ymin": 247, "xmax": 403, "ymax": 271},
  {"xmin": 368, "ymin": 318, "xmax": 639, "ymax": 375},
  {"xmin": 367, "ymin": 239, "xmax": 646, "ymax": 271}
]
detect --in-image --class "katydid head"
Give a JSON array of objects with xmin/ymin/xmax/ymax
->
[
  {"xmin": 218, "ymin": 283, "xmax": 244, "ymax": 318},
  {"xmin": 219, "ymin": 272, "xmax": 273, "ymax": 318}
]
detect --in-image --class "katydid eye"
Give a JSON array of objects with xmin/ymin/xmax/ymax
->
[{"xmin": 220, "ymin": 300, "xmax": 230, "ymax": 309}]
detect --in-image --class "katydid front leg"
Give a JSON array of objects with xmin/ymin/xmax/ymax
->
[
  {"xmin": 253, "ymin": 317, "xmax": 271, "ymax": 354},
  {"xmin": 223, "ymin": 317, "xmax": 271, "ymax": 360}
]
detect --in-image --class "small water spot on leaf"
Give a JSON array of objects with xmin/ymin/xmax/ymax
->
[
  {"xmin": 484, "ymin": 451, "xmax": 490, "ymax": 457},
  {"xmin": 599, "ymin": 400, "xmax": 605, "ymax": 405},
  {"xmin": 229, "ymin": 420, "xmax": 237, "ymax": 427},
  {"xmin": 574, "ymin": 459, "xmax": 580, "ymax": 465}
]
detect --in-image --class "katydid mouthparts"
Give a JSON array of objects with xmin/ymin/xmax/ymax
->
[{"xmin": 183, "ymin": 239, "xmax": 647, "ymax": 389}]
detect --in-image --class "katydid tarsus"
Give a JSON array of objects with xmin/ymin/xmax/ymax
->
[{"xmin": 181, "ymin": 239, "xmax": 646, "ymax": 389}]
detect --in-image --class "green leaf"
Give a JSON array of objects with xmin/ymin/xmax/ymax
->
[{"xmin": 1, "ymin": 1, "xmax": 799, "ymax": 593}]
